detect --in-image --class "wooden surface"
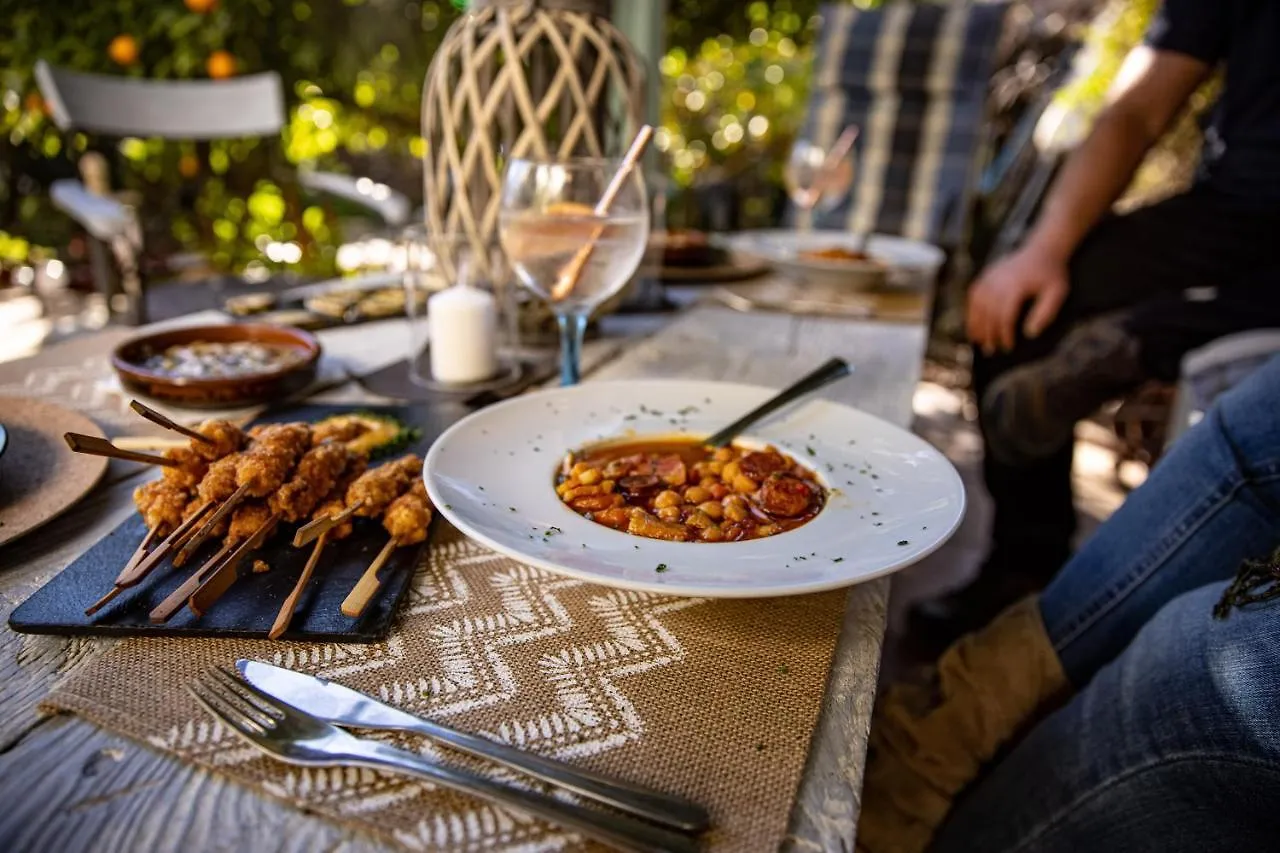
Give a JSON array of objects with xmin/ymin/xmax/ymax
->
[{"xmin": 0, "ymin": 294, "xmax": 927, "ymax": 852}]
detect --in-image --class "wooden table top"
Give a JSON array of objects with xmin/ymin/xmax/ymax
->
[{"xmin": 0, "ymin": 289, "xmax": 928, "ymax": 852}]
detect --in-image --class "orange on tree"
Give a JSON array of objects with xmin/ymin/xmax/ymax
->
[
  {"xmin": 184, "ymin": 0, "xmax": 218, "ymax": 12},
  {"xmin": 179, "ymin": 154, "xmax": 201, "ymax": 178},
  {"xmin": 206, "ymin": 50, "xmax": 237, "ymax": 79},
  {"xmin": 108, "ymin": 34, "xmax": 139, "ymax": 67},
  {"xmin": 23, "ymin": 92, "xmax": 44, "ymax": 115}
]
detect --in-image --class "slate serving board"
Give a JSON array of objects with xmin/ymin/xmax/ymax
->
[{"xmin": 9, "ymin": 401, "xmax": 473, "ymax": 642}]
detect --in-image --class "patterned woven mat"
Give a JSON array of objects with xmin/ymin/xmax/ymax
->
[{"xmin": 44, "ymin": 524, "xmax": 847, "ymax": 852}]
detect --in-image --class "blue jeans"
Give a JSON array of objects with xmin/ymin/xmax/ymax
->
[{"xmin": 931, "ymin": 355, "xmax": 1280, "ymax": 853}]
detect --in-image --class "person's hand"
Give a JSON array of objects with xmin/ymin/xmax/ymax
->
[{"xmin": 966, "ymin": 244, "xmax": 1069, "ymax": 355}]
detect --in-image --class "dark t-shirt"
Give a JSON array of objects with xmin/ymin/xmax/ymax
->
[{"xmin": 1145, "ymin": 0, "xmax": 1280, "ymax": 201}]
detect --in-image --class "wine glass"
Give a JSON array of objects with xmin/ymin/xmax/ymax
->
[
  {"xmin": 785, "ymin": 126, "xmax": 859, "ymax": 215},
  {"xmin": 498, "ymin": 157, "xmax": 650, "ymax": 386}
]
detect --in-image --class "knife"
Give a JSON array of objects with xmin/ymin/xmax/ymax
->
[{"xmin": 237, "ymin": 659, "xmax": 710, "ymax": 833}]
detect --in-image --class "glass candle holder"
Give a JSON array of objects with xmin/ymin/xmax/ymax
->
[{"xmin": 401, "ymin": 226, "xmax": 522, "ymax": 391}]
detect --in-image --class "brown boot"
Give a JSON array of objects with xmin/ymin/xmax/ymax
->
[{"xmin": 857, "ymin": 597, "xmax": 1069, "ymax": 853}]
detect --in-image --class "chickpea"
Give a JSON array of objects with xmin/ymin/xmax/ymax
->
[
  {"xmin": 713, "ymin": 447, "xmax": 734, "ymax": 462},
  {"xmin": 708, "ymin": 483, "xmax": 729, "ymax": 500},
  {"xmin": 756, "ymin": 524, "xmax": 780, "ymax": 537},
  {"xmin": 577, "ymin": 467, "xmax": 602, "ymax": 486},
  {"xmin": 699, "ymin": 476, "xmax": 717, "ymax": 489},
  {"xmin": 732, "ymin": 474, "xmax": 759, "ymax": 494},
  {"xmin": 600, "ymin": 479, "xmax": 616, "ymax": 493},
  {"xmin": 654, "ymin": 489, "xmax": 683, "ymax": 509},
  {"xmin": 707, "ymin": 460, "xmax": 725, "ymax": 475},
  {"xmin": 686, "ymin": 510, "xmax": 715, "ymax": 529},
  {"xmin": 721, "ymin": 460, "xmax": 742, "ymax": 482},
  {"xmin": 700, "ymin": 525, "xmax": 725, "ymax": 542},
  {"xmin": 697, "ymin": 500, "xmax": 724, "ymax": 520},
  {"xmin": 657, "ymin": 505, "xmax": 683, "ymax": 522},
  {"xmin": 563, "ymin": 485, "xmax": 601, "ymax": 501},
  {"xmin": 724, "ymin": 497, "xmax": 749, "ymax": 522},
  {"xmin": 685, "ymin": 485, "xmax": 711, "ymax": 504}
]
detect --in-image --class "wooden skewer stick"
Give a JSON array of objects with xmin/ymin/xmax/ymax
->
[
  {"xmin": 119, "ymin": 526, "xmax": 160, "ymax": 580},
  {"xmin": 128, "ymin": 400, "xmax": 215, "ymax": 445},
  {"xmin": 292, "ymin": 500, "xmax": 364, "ymax": 548},
  {"xmin": 64, "ymin": 433, "xmax": 179, "ymax": 467},
  {"xmin": 188, "ymin": 514, "xmax": 280, "ymax": 618},
  {"xmin": 269, "ymin": 531, "xmax": 329, "ymax": 640},
  {"xmin": 148, "ymin": 539, "xmax": 236, "ymax": 623},
  {"xmin": 85, "ymin": 504, "xmax": 213, "ymax": 616},
  {"xmin": 340, "ymin": 538, "xmax": 400, "ymax": 619},
  {"xmin": 113, "ymin": 436, "xmax": 190, "ymax": 452},
  {"xmin": 115, "ymin": 501, "xmax": 212, "ymax": 587},
  {"xmin": 174, "ymin": 483, "xmax": 250, "ymax": 567},
  {"xmin": 548, "ymin": 125, "xmax": 655, "ymax": 302}
]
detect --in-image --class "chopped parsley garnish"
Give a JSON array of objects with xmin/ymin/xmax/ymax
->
[
  {"xmin": 777, "ymin": 664, "xmax": 790, "ymax": 674},
  {"xmin": 833, "ymin": 557, "xmax": 844, "ymax": 563},
  {"xmin": 655, "ymin": 563, "xmax": 669, "ymax": 573},
  {"xmin": 897, "ymin": 540, "xmax": 909, "ymax": 546},
  {"xmin": 806, "ymin": 446, "xmax": 816, "ymax": 456},
  {"xmin": 624, "ymin": 414, "xmax": 637, "ymax": 421}
]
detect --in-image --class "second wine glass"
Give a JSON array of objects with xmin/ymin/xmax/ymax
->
[{"xmin": 498, "ymin": 157, "xmax": 650, "ymax": 386}]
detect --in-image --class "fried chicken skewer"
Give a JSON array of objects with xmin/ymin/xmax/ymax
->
[
  {"xmin": 167, "ymin": 442, "xmax": 362, "ymax": 626},
  {"xmin": 175, "ymin": 423, "xmax": 309, "ymax": 565},
  {"xmin": 269, "ymin": 454, "xmax": 370, "ymax": 639},
  {"xmin": 341, "ymin": 480, "xmax": 434, "ymax": 618}
]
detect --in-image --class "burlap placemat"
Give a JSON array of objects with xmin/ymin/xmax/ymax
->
[{"xmin": 44, "ymin": 524, "xmax": 847, "ymax": 852}]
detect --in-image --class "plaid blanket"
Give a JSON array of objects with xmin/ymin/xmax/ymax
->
[{"xmin": 797, "ymin": 1, "xmax": 1010, "ymax": 247}]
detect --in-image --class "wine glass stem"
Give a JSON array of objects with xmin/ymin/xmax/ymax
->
[{"xmin": 556, "ymin": 310, "xmax": 588, "ymax": 386}]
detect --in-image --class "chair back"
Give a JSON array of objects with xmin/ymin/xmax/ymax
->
[
  {"xmin": 796, "ymin": 1, "xmax": 1010, "ymax": 247},
  {"xmin": 34, "ymin": 59, "xmax": 285, "ymax": 140}
]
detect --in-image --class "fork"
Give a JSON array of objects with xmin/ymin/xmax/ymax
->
[{"xmin": 189, "ymin": 669, "xmax": 700, "ymax": 853}]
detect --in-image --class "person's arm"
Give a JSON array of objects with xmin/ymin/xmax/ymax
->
[
  {"xmin": 967, "ymin": 0, "xmax": 1229, "ymax": 355},
  {"xmin": 1022, "ymin": 48, "xmax": 1213, "ymax": 265}
]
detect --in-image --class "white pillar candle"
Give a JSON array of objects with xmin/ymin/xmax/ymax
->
[{"xmin": 427, "ymin": 285, "xmax": 498, "ymax": 384}]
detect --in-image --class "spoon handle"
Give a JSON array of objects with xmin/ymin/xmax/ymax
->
[{"xmin": 705, "ymin": 357, "xmax": 852, "ymax": 447}]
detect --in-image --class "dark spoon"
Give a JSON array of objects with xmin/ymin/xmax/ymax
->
[{"xmin": 703, "ymin": 357, "xmax": 852, "ymax": 448}]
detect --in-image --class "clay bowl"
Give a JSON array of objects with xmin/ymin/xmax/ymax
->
[{"xmin": 112, "ymin": 324, "xmax": 321, "ymax": 409}]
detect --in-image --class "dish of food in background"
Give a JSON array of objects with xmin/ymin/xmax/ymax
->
[
  {"xmin": 557, "ymin": 439, "xmax": 825, "ymax": 542},
  {"xmin": 112, "ymin": 324, "xmax": 321, "ymax": 409},
  {"xmin": 640, "ymin": 229, "xmax": 771, "ymax": 284},
  {"xmin": 426, "ymin": 378, "xmax": 966, "ymax": 598},
  {"xmin": 0, "ymin": 397, "xmax": 109, "ymax": 549},
  {"xmin": 139, "ymin": 340, "xmax": 309, "ymax": 380},
  {"xmin": 798, "ymin": 246, "xmax": 883, "ymax": 264},
  {"xmin": 713, "ymin": 230, "xmax": 945, "ymax": 292},
  {"xmin": 225, "ymin": 292, "xmax": 278, "ymax": 317},
  {"xmin": 647, "ymin": 229, "xmax": 718, "ymax": 268}
]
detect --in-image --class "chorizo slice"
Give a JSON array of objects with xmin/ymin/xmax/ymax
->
[
  {"xmin": 654, "ymin": 455, "xmax": 688, "ymax": 487},
  {"xmin": 758, "ymin": 476, "xmax": 815, "ymax": 518},
  {"xmin": 617, "ymin": 474, "xmax": 662, "ymax": 498},
  {"xmin": 739, "ymin": 451, "xmax": 789, "ymax": 480}
]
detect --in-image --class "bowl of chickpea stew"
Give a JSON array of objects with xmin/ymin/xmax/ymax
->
[
  {"xmin": 556, "ymin": 439, "xmax": 826, "ymax": 543},
  {"xmin": 425, "ymin": 379, "xmax": 965, "ymax": 598}
]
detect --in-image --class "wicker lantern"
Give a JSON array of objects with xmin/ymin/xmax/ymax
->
[{"xmin": 421, "ymin": 0, "xmax": 646, "ymax": 271}]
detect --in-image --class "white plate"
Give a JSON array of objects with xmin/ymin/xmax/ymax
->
[
  {"xmin": 426, "ymin": 380, "xmax": 964, "ymax": 598},
  {"xmin": 713, "ymin": 230, "xmax": 945, "ymax": 291}
]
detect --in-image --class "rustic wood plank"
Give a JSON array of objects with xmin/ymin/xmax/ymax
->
[{"xmin": 0, "ymin": 303, "xmax": 925, "ymax": 853}]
